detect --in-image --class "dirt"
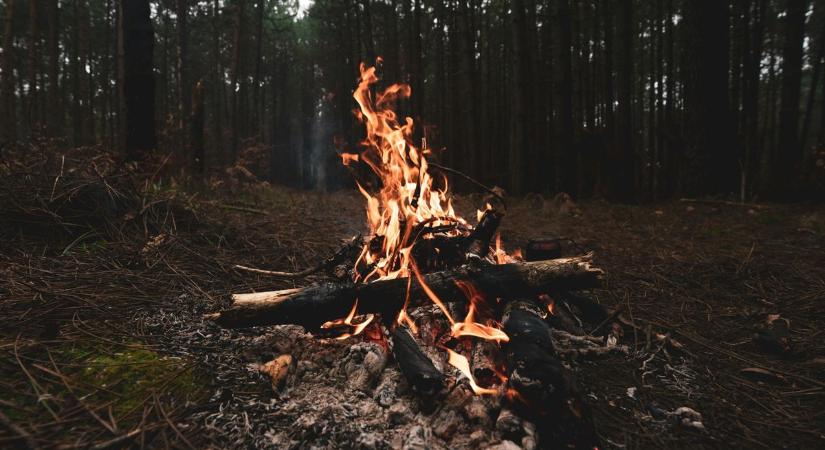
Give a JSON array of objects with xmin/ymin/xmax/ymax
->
[{"xmin": 1, "ymin": 153, "xmax": 824, "ymax": 449}]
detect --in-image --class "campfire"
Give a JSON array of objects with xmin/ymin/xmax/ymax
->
[{"xmin": 208, "ymin": 62, "xmax": 611, "ymax": 448}]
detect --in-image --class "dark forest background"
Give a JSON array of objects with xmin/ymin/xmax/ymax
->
[{"xmin": 1, "ymin": 0, "xmax": 825, "ymax": 201}]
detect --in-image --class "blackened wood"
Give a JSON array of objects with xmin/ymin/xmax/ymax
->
[
  {"xmin": 463, "ymin": 209, "xmax": 502, "ymax": 260},
  {"xmin": 503, "ymin": 300, "xmax": 599, "ymax": 449},
  {"xmin": 390, "ymin": 326, "xmax": 444, "ymax": 394},
  {"xmin": 207, "ymin": 255, "xmax": 602, "ymax": 329}
]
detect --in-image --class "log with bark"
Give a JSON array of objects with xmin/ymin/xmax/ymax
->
[{"xmin": 205, "ymin": 254, "xmax": 602, "ymax": 329}]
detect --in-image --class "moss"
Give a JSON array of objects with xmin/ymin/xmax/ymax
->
[{"xmin": 0, "ymin": 342, "xmax": 206, "ymax": 426}]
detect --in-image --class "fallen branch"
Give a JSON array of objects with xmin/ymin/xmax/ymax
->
[{"xmin": 206, "ymin": 254, "xmax": 603, "ymax": 329}]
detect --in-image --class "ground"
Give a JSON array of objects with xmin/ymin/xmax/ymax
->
[{"xmin": 1, "ymin": 149, "xmax": 824, "ymax": 449}]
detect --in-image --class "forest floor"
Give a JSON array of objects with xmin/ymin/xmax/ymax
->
[{"xmin": 1, "ymin": 147, "xmax": 824, "ymax": 449}]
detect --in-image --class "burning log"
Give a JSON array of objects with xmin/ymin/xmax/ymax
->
[
  {"xmin": 463, "ymin": 209, "xmax": 503, "ymax": 260},
  {"xmin": 206, "ymin": 255, "xmax": 602, "ymax": 329},
  {"xmin": 390, "ymin": 325, "xmax": 445, "ymax": 394},
  {"xmin": 503, "ymin": 299, "xmax": 599, "ymax": 449}
]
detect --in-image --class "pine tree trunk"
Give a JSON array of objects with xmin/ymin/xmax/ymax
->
[
  {"xmin": 682, "ymin": 0, "xmax": 736, "ymax": 195},
  {"xmin": 46, "ymin": 0, "xmax": 60, "ymax": 137},
  {"xmin": 509, "ymin": 0, "xmax": 528, "ymax": 195},
  {"xmin": 26, "ymin": 0, "xmax": 38, "ymax": 136},
  {"xmin": 122, "ymin": 0, "xmax": 156, "ymax": 160},
  {"xmin": 229, "ymin": 1, "xmax": 245, "ymax": 164},
  {"xmin": 555, "ymin": 0, "xmax": 574, "ymax": 195},
  {"xmin": 774, "ymin": 0, "xmax": 807, "ymax": 196},
  {"xmin": 610, "ymin": 0, "xmax": 634, "ymax": 201},
  {"xmin": 3, "ymin": 0, "xmax": 17, "ymax": 144},
  {"xmin": 177, "ymin": 0, "xmax": 190, "ymax": 151}
]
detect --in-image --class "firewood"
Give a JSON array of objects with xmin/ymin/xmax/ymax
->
[
  {"xmin": 390, "ymin": 325, "xmax": 445, "ymax": 394},
  {"xmin": 205, "ymin": 254, "xmax": 603, "ymax": 329},
  {"xmin": 502, "ymin": 300, "xmax": 599, "ymax": 449}
]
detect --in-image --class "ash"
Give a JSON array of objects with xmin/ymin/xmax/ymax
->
[{"xmin": 138, "ymin": 293, "xmax": 538, "ymax": 449}]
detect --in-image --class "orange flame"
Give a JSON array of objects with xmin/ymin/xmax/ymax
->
[
  {"xmin": 320, "ymin": 299, "xmax": 374, "ymax": 340},
  {"xmin": 343, "ymin": 61, "xmax": 518, "ymax": 396},
  {"xmin": 447, "ymin": 349, "xmax": 498, "ymax": 395},
  {"xmin": 451, "ymin": 280, "xmax": 509, "ymax": 343},
  {"xmin": 350, "ymin": 61, "xmax": 466, "ymax": 283}
]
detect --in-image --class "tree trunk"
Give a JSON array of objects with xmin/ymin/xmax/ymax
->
[
  {"xmin": 800, "ymin": 4, "xmax": 825, "ymax": 151},
  {"xmin": 191, "ymin": 80, "xmax": 205, "ymax": 177},
  {"xmin": 122, "ymin": 0, "xmax": 156, "ymax": 160},
  {"xmin": 508, "ymin": 0, "xmax": 528, "ymax": 195},
  {"xmin": 682, "ymin": 0, "xmax": 736, "ymax": 195},
  {"xmin": 610, "ymin": 0, "xmax": 635, "ymax": 201},
  {"xmin": 252, "ymin": 0, "xmax": 264, "ymax": 137},
  {"xmin": 229, "ymin": 1, "xmax": 245, "ymax": 164},
  {"xmin": 774, "ymin": 0, "xmax": 807, "ymax": 196},
  {"xmin": 2, "ymin": 0, "xmax": 17, "ymax": 144},
  {"xmin": 177, "ymin": 0, "xmax": 190, "ymax": 152},
  {"xmin": 26, "ymin": 0, "xmax": 38, "ymax": 136},
  {"xmin": 46, "ymin": 0, "xmax": 60, "ymax": 138},
  {"xmin": 554, "ymin": 0, "xmax": 574, "ymax": 195}
]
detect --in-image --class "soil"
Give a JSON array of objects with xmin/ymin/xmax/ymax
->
[{"xmin": 1, "ymin": 150, "xmax": 824, "ymax": 449}]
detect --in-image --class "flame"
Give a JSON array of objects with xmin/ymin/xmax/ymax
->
[
  {"xmin": 340, "ymin": 152, "xmax": 360, "ymax": 165},
  {"xmin": 342, "ymin": 61, "xmax": 519, "ymax": 395},
  {"xmin": 320, "ymin": 299, "xmax": 374, "ymax": 340},
  {"xmin": 540, "ymin": 294, "xmax": 555, "ymax": 315},
  {"xmin": 447, "ymin": 348, "xmax": 498, "ymax": 395},
  {"xmin": 451, "ymin": 280, "xmax": 509, "ymax": 343},
  {"xmin": 350, "ymin": 61, "xmax": 466, "ymax": 283}
]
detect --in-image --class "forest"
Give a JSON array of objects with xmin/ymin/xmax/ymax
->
[
  {"xmin": 1, "ymin": 1, "xmax": 824, "ymax": 450},
  {"xmin": 2, "ymin": 0, "xmax": 824, "ymax": 200}
]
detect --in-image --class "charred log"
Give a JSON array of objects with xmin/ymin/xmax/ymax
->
[
  {"xmin": 207, "ymin": 255, "xmax": 603, "ymax": 329},
  {"xmin": 463, "ymin": 209, "xmax": 503, "ymax": 260},
  {"xmin": 390, "ymin": 325, "xmax": 445, "ymax": 394},
  {"xmin": 503, "ymin": 300, "xmax": 599, "ymax": 450}
]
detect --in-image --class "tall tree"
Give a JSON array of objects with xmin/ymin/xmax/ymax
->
[
  {"xmin": 122, "ymin": 0, "xmax": 157, "ymax": 159},
  {"xmin": 2, "ymin": 0, "xmax": 17, "ymax": 144},
  {"xmin": 609, "ymin": 0, "xmax": 635, "ymax": 201},
  {"xmin": 774, "ymin": 0, "xmax": 807, "ymax": 195},
  {"xmin": 508, "ymin": 0, "xmax": 529, "ymax": 195},
  {"xmin": 554, "ymin": 0, "xmax": 574, "ymax": 194},
  {"xmin": 229, "ymin": 0, "xmax": 245, "ymax": 163},
  {"xmin": 46, "ymin": 0, "xmax": 60, "ymax": 137},
  {"xmin": 682, "ymin": 0, "xmax": 737, "ymax": 195},
  {"xmin": 177, "ymin": 0, "xmax": 190, "ymax": 149},
  {"xmin": 26, "ymin": 0, "xmax": 38, "ymax": 134}
]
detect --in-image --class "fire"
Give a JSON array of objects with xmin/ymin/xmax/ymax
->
[
  {"xmin": 320, "ymin": 299, "xmax": 374, "ymax": 340},
  {"xmin": 350, "ymin": 62, "xmax": 465, "ymax": 283},
  {"xmin": 451, "ymin": 280, "xmax": 509, "ymax": 343},
  {"xmin": 446, "ymin": 349, "xmax": 498, "ymax": 395},
  {"xmin": 341, "ymin": 60, "xmax": 518, "ymax": 395}
]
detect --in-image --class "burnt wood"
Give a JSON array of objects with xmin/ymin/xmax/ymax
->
[
  {"xmin": 390, "ymin": 326, "xmax": 445, "ymax": 394},
  {"xmin": 503, "ymin": 300, "xmax": 599, "ymax": 449},
  {"xmin": 206, "ymin": 255, "xmax": 602, "ymax": 329}
]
